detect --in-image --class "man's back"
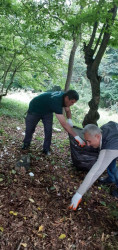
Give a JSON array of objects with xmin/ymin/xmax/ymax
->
[
  {"xmin": 28, "ymin": 91, "xmax": 64, "ymax": 115},
  {"xmin": 101, "ymin": 121, "xmax": 118, "ymax": 150}
]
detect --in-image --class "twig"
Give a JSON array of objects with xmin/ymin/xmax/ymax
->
[{"xmin": 16, "ymin": 239, "xmax": 23, "ymax": 250}]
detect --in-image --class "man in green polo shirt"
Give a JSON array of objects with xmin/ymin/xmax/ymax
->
[{"xmin": 22, "ymin": 90, "xmax": 85, "ymax": 155}]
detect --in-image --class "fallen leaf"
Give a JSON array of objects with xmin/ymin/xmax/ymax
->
[
  {"xmin": 29, "ymin": 198, "xmax": 35, "ymax": 203},
  {"xmin": 21, "ymin": 243, "xmax": 27, "ymax": 247},
  {"xmin": 0, "ymin": 227, "xmax": 4, "ymax": 232},
  {"xmin": 11, "ymin": 169, "xmax": 16, "ymax": 174},
  {"xmin": 101, "ymin": 232, "xmax": 105, "ymax": 242},
  {"xmin": 50, "ymin": 186, "xmax": 56, "ymax": 190},
  {"xmin": 38, "ymin": 225, "xmax": 44, "ymax": 232},
  {"xmin": 38, "ymin": 233, "xmax": 47, "ymax": 238},
  {"xmin": 59, "ymin": 234, "xmax": 66, "ymax": 239},
  {"xmin": 9, "ymin": 211, "xmax": 18, "ymax": 216},
  {"xmin": 37, "ymin": 233, "xmax": 42, "ymax": 237},
  {"xmin": 100, "ymin": 201, "xmax": 106, "ymax": 206}
]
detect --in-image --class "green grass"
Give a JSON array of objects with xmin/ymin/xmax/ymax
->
[
  {"xmin": 0, "ymin": 128, "xmax": 5, "ymax": 135},
  {"xmin": 0, "ymin": 97, "xmax": 28, "ymax": 120},
  {"xmin": 108, "ymin": 201, "xmax": 118, "ymax": 220}
]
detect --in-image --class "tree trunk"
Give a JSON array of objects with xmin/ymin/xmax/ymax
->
[
  {"xmin": 64, "ymin": 37, "xmax": 79, "ymax": 91},
  {"xmin": 82, "ymin": 4, "xmax": 117, "ymax": 127},
  {"xmin": 82, "ymin": 68, "xmax": 101, "ymax": 126}
]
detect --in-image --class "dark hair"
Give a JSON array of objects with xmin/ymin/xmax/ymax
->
[{"xmin": 64, "ymin": 90, "xmax": 79, "ymax": 101}]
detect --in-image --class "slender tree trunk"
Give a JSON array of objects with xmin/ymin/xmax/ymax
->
[
  {"xmin": 64, "ymin": 37, "xmax": 79, "ymax": 91},
  {"xmin": 1, "ymin": 52, "xmax": 16, "ymax": 93},
  {"xmin": 0, "ymin": 68, "xmax": 17, "ymax": 101}
]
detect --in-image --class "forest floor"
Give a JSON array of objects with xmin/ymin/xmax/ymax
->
[
  {"xmin": 0, "ymin": 90, "xmax": 118, "ymax": 250},
  {"xmin": 0, "ymin": 112, "xmax": 118, "ymax": 250}
]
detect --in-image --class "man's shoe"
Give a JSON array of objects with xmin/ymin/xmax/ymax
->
[
  {"xmin": 98, "ymin": 176, "xmax": 113, "ymax": 185},
  {"xmin": 22, "ymin": 143, "xmax": 30, "ymax": 150},
  {"xmin": 111, "ymin": 189, "xmax": 118, "ymax": 198},
  {"xmin": 42, "ymin": 149, "xmax": 51, "ymax": 156}
]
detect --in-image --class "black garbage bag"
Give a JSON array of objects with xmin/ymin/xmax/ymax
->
[{"xmin": 69, "ymin": 126, "xmax": 100, "ymax": 171}]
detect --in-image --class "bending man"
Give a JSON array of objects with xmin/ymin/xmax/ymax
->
[
  {"xmin": 69, "ymin": 121, "xmax": 118, "ymax": 210},
  {"xmin": 22, "ymin": 90, "xmax": 85, "ymax": 155}
]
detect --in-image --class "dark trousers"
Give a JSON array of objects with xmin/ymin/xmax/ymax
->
[{"xmin": 23, "ymin": 112, "xmax": 53, "ymax": 151}]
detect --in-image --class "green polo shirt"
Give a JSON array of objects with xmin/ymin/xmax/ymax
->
[{"xmin": 28, "ymin": 91, "xmax": 64, "ymax": 115}]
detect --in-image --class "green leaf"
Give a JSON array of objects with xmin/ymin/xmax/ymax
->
[
  {"xmin": 50, "ymin": 186, "xmax": 56, "ymax": 190},
  {"xmin": 51, "ymin": 176, "xmax": 56, "ymax": 181},
  {"xmin": 100, "ymin": 201, "xmax": 107, "ymax": 206},
  {"xmin": 11, "ymin": 169, "xmax": 16, "ymax": 174}
]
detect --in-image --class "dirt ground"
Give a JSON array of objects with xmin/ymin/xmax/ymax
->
[{"xmin": 0, "ymin": 116, "xmax": 118, "ymax": 250}]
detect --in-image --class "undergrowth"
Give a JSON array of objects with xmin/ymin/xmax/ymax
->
[{"xmin": 0, "ymin": 97, "xmax": 28, "ymax": 121}]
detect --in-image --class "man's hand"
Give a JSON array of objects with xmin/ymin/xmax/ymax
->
[
  {"xmin": 67, "ymin": 119, "xmax": 73, "ymax": 127},
  {"xmin": 74, "ymin": 135, "xmax": 86, "ymax": 147},
  {"xmin": 69, "ymin": 192, "xmax": 82, "ymax": 210}
]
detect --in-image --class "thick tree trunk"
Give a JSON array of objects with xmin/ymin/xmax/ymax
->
[
  {"xmin": 82, "ymin": 43, "xmax": 101, "ymax": 126},
  {"xmin": 82, "ymin": 5, "xmax": 117, "ymax": 127},
  {"xmin": 82, "ymin": 69, "xmax": 101, "ymax": 126}
]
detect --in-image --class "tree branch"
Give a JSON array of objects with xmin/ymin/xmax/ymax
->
[
  {"xmin": 93, "ymin": 4, "xmax": 117, "ymax": 70},
  {"xmin": 1, "ymin": 52, "xmax": 16, "ymax": 92},
  {"xmin": 5, "ymin": 67, "xmax": 17, "ymax": 94},
  {"xmin": 88, "ymin": 21, "xmax": 98, "ymax": 49},
  {"xmin": 93, "ymin": 23, "xmax": 105, "ymax": 54},
  {"xmin": 50, "ymin": 15, "xmax": 64, "ymax": 25}
]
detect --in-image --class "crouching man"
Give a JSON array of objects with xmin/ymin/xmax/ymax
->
[{"xmin": 69, "ymin": 121, "xmax": 118, "ymax": 210}]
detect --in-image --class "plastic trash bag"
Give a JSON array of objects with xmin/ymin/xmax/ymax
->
[{"xmin": 69, "ymin": 126, "xmax": 99, "ymax": 171}]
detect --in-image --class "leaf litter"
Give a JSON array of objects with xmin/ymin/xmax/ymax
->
[{"xmin": 0, "ymin": 116, "xmax": 118, "ymax": 249}]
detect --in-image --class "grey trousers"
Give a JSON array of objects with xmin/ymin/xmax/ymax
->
[{"xmin": 23, "ymin": 112, "xmax": 53, "ymax": 151}]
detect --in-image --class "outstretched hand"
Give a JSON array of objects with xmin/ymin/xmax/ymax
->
[
  {"xmin": 69, "ymin": 192, "xmax": 82, "ymax": 210},
  {"xmin": 74, "ymin": 135, "xmax": 86, "ymax": 147}
]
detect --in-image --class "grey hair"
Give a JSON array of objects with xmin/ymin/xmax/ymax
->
[{"xmin": 83, "ymin": 124, "xmax": 102, "ymax": 136}]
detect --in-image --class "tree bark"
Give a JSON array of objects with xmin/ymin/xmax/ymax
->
[
  {"xmin": 64, "ymin": 36, "xmax": 79, "ymax": 91},
  {"xmin": 82, "ymin": 5, "xmax": 117, "ymax": 127}
]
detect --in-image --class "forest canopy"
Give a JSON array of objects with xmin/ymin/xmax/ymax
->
[{"xmin": 0, "ymin": 0, "xmax": 118, "ymax": 122}]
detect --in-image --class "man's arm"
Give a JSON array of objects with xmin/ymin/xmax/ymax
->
[
  {"xmin": 56, "ymin": 114, "xmax": 86, "ymax": 146},
  {"xmin": 69, "ymin": 149, "xmax": 118, "ymax": 210},
  {"xmin": 77, "ymin": 149, "xmax": 111, "ymax": 195},
  {"xmin": 56, "ymin": 114, "xmax": 76, "ymax": 137},
  {"xmin": 64, "ymin": 107, "xmax": 72, "ymax": 119},
  {"xmin": 64, "ymin": 107, "xmax": 73, "ymax": 127}
]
